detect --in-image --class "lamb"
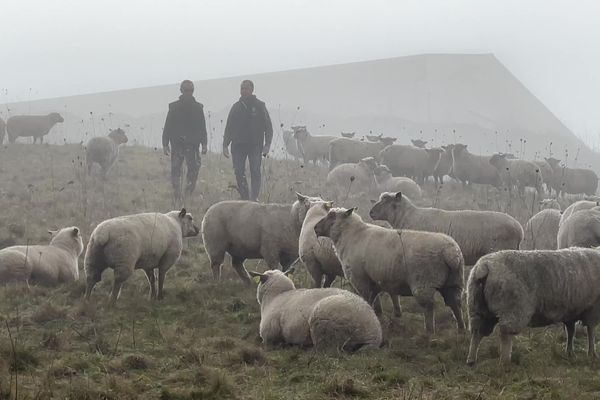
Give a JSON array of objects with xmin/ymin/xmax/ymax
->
[
  {"xmin": 379, "ymin": 145, "xmax": 443, "ymax": 184},
  {"xmin": 84, "ymin": 208, "xmax": 200, "ymax": 304},
  {"xmin": 369, "ymin": 192, "xmax": 523, "ymax": 267},
  {"xmin": 559, "ymin": 200, "xmax": 599, "ymax": 226},
  {"xmin": 533, "ymin": 160, "xmax": 554, "ymax": 194},
  {"xmin": 0, "ymin": 117, "xmax": 5, "ymax": 144},
  {"xmin": 373, "ymin": 165, "xmax": 422, "ymax": 200},
  {"xmin": 282, "ymin": 130, "xmax": 302, "ymax": 160},
  {"xmin": 466, "ymin": 248, "xmax": 600, "ymax": 366},
  {"xmin": 489, "ymin": 153, "xmax": 544, "ymax": 196},
  {"xmin": 557, "ymin": 207, "xmax": 600, "ymax": 249},
  {"xmin": 86, "ymin": 128, "xmax": 128, "ymax": 179},
  {"xmin": 0, "ymin": 227, "xmax": 83, "ymax": 286},
  {"xmin": 328, "ymin": 138, "xmax": 386, "ymax": 169},
  {"xmin": 433, "ymin": 144, "xmax": 455, "ymax": 185},
  {"xmin": 451, "ymin": 144, "xmax": 501, "ymax": 188},
  {"xmin": 6, "ymin": 112, "xmax": 64, "ymax": 144},
  {"xmin": 314, "ymin": 207, "xmax": 465, "ymax": 334},
  {"xmin": 250, "ymin": 269, "xmax": 382, "ymax": 351},
  {"xmin": 292, "ymin": 126, "xmax": 336, "ymax": 166},
  {"xmin": 340, "ymin": 132, "xmax": 355, "ymax": 138},
  {"xmin": 299, "ymin": 200, "xmax": 344, "ymax": 288},
  {"xmin": 520, "ymin": 208, "xmax": 561, "ymax": 250},
  {"xmin": 545, "ymin": 157, "xmax": 598, "ymax": 197},
  {"xmin": 411, "ymin": 139, "xmax": 427, "ymax": 148},
  {"xmin": 201, "ymin": 193, "xmax": 320, "ymax": 285},
  {"xmin": 325, "ymin": 157, "xmax": 378, "ymax": 196}
]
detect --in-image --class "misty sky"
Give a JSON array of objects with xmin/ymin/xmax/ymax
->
[{"xmin": 2, "ymin": 0, "xmax": 599, "ymax": 139}]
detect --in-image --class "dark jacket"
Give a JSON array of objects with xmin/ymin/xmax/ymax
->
[
  {"xmin": 223, "ymin": 95, "xmax": 273, "ymax": 148},
  {"xmin": 162, "ymin": 95, "xmax": 207, "ymax": 147}
]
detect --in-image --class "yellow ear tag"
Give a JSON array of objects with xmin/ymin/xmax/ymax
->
[{"xmin": 253, "ymin": 275, "xmax": 261, "ymax": 284}]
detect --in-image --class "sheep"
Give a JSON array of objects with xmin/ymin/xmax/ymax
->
[
  {"xmin": 299, "ymin": 200, "xmax": 344, "ymax": 288},
  {"xmin": 557, "ymin": 207, "xmax": 600, "ymax": 249},
  {"xmin": 545, "ymin": 157, "xmax": 599, "ymax": 197},
  {"xmin": 292, "ymin": 126, "xmax": 336, "ymax": 166},
  {"xmin": 411, "ymin": 139, "xmax": 427, "ymax": 148},
  {"xmin": 86, "ymin": 128, "xmax": 128, "ymax": 179},
  {"xmin": 314, "ymin": 206, "xmax": 465, "ymax": 334},
  {"xmin": 201, "ymin": 193, "xmax": 320, "ymax": 285},
  {"xmin": 366, "ymin": 134, "xmax": 382, "ymax": 142},
  {"xmin": 325, "ymin": 157, "xmax": 378, "ymax": 196},
  {"xmin": 466, "ymin": 248, "xmax": 600, "ymax": 366},
  {"xmin": 84, "ymin": 208, "xmax": 200, "ymax": 304},
  {"xmin": 559, "ymin": 200, "xmax": 599, "ymax": 226},
  {"xmin": 250, "ymin": 269, "xmax": 382, "ymax": 350},
  {"xmin": 0, "ymin": 117, "xmax": 5, "ymax": 144},
  {"xmin": 539, "ymin": 198, "xmax": 561, "ymax": 210},
  {"xmin": 451, "ymin": 144, "xmax": 501, "ymax": 188},
  {"xmin": 433, "ymin": 144, "xmax": 455, "ymax": 185},
  {"xmin": 328, "ymin": 138, "xmax": 386, "ymax": 169},
  {"xmin": 282, "ymin": 130, "xmax": 302, "ymax": 160},
  {"xmin": 378, "ymin": 136, "xmax": 397, "ymax": 146},
  {"xmin": 340, "ymin": 132, "xmax": 355, "ymax": 138},
  {"xmin": 369, "ymin": 192, "xmax": 523, "ymax": 267},
  {"xmin": 373, "ymin": 165, "xmax": 422, "ymax": 200},
  {"xmin": 379, "ymin": 145, "xmax": 443, "ymax": 184},
  {"xmin": 533, "ymin": 160, "xmax": 554, "ymax": 194},
  {"xmin": 0, "ymin": 227, "xmax": 83, "ymax": 286},
  {"xmin": 489, "ymin": 153, "xmax": 544, "ymax": 196},
  {"xmin": 6, "ymin": 112, "xmax": 64, "ymax": 144},
  {"xmin": 520, "ymin": 208, "xmax": 561, "ymax": 250}
]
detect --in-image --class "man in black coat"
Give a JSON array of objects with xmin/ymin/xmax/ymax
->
[
  {"xmin": 223, "ymin": 79, "xmax": 273, "ymax": 201},
  {"xmin": 162, "ymin": 80, "xmax": 207, "ymax": 205}
]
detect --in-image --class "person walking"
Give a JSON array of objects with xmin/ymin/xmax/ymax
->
[
  {"xmin": 223, "ymin": 79, "xmax": 273, "ymax": 201},
  {"xmin": 162, "ymin": 80, "xmax": 207, "ymax": 206}
]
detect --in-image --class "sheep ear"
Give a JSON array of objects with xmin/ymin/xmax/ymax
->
[
  {"xmin": 323, "ymin": 201, "xmax": 333, "ymax": 211},
  {"xmin": 395, "ymin": 192, "xmax": 403, "ymax": 200},
  {"xmin": 48, "ymin": 230, "xmax": 57, "ymax": 236},
  {"xmin": 179, "ymin": 208, "xmax": 187, "ymax": 218},
  {"xmin": 343, "ymin": 207, "xmax": 356, "ymax": 217},
  {"xmin": 248, "ymin": 270, "xmax": 267, "ymax": 284},
  {"xmin": 296, "ymin": 192, "xmax": 308, "ymax": 202},
  {"xmin": 370, "ymin": 199, "xmax": 377, "ymax": 204},
  {"xmin": 72, "ymin": 227, "xmax": 80, "ymax": 237}
]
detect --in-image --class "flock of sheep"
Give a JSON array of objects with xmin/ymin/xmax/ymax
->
[{"xmin": 3, "ymin": 117, "xmax": 600, "ymax": 368}]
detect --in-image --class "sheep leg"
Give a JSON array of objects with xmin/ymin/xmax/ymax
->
[
  {"xmin": 499, "ymin": 331, "xmax": 514, "ymax": 365},
  {"xmin": 391, "ymin": 295, "xmax": 402, "ymax": 318},
  {"xmin": 305, "ymin": 258, "xmax": 324, "ymax": 288},
  {"xmin": 440, "ymin": 287, "xmax": 465, "ymax": 332},
  {"xmin": 84, "ymin": 275, "xmax": 99, "ymax": 301},
  {"xmin": 565, "ymin": 321, "xmax": 576, "ymax": 357},
  {"xmin": 414, "ymin": 288, "xmax": 436, "ymax": 335},
  {"xmin": 323, "ymin": 274, "xmax": 336, "ymax": 288},
  {"xmin": 144, "ymin": 269, "xmax": 157, "ymax": 300},
  {"xmin": 466, "ymin": 331, "xmax": 483, "ymax": 367},
  {"xmin": 231, "ymin": 256, "xmax": 251, "ymax": 286},
  {"xmin": 109, "ymin": 268, "xmax": 132, "ymax": 306},
  {"xmin": 588, "ymin": 325, "xmax": 597, "ymax": 358}
]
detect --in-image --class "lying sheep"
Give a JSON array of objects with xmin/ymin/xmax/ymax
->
[
  {"xmin": 315, "ymin": 207, "xmax": 465, "ymax": 334},
  {"xmin": 489, "ymin": 153, "xmax": 544, "ymax": 196},
  {"xmin": 466, "ymin": 248, "xmax": 600, "ymax": 366},
  {"xmin": 340, "ymin": 132, "xmax": 355, "ymax": 138},
  {"xmin": 86, "ymin": 128, "xmax": 128, "ymax": 179},
  {"xmin": 451, "ymin": 144, "xmax": 501, "ymax": 188},
  {"xmin": 6, "ymin": 112, "xmax": 64, "ymax": 144},
  {"xmin": 326, "ymin": 157, "xmax": 378, "ymax": 196},
  {"xmin": 380, "ymin": 145, "xmax": 442, "ymax": 184},
  {"xmin": 250, "ymin": 269, "xmax": 382, "ymax": 350},
  {"xmin": 374, "ymin": 165, "xmax": 422, "ymax": 200},
  {"xmin": 0, "ymin": 227, "xmax": 83, "ymax": 286},
  {"xmin": 84, "ymin": 208, "xmax": 200, "ymax": 304},
  {"xmin": 369, "ymin": 192, "xmax": 523, "ymax": 267},
  {"xmin": 545, "ymin": 157, "xmax": 599, "ymax": 197},
  {"xmin": 328, "ymin": 138, "xmax": 386, "ymax": 169},
  {"xmin": 292, "ymin": 126, "xmax": 336, "ymax": 166},
  {"xmin": 559, "ymin": 200, "xmax": 599, "ymax": 226},
  {"xmin": 201, "ymin": 193, "xmax": 319, "ymax": 285},
  {"xmin": 557, "ymin": 207, "xmax": 600, "ymax": 249},
  {"xmin": 520, "ymin": 208, "xmax": 561, "ymax": 250},
  {"xmin": 411, "ymin": 139, "xmax": 427, "ymax": 148},
  {"xmin": 282, "ymin": 130, "xmax": 302, "ymax": 160},
  {"xmin": 533, "ymin": 160, "xmax": 554, "ymax": 194},
  {"xmin": 0, "ymin": 117, "xmax": 5, "ymax": 144},
  {"xmin": 433, "ymin": 144, "xmax": 455, "ymax": 185},
  {"xmin": 299, "ymin": 200, "xmax": 344, "ymax": 288}
]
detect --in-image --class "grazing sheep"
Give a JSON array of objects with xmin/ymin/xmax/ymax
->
[
  {"xmin": 433, "ymin": 144, "xmax": 455, "ymax": 185},
  {"xmin": 299, "ymin": 200, "xmax": 344, "ymax": 288},
  {"xmin": 6, "ymin": 112, "xmax": 64, "ymax": 144},
  {"xmin": 369, "ymin": 192, "xmax": 523, "ymax": 267},
  {"xmin": 292, "ymin": 126, "xmax": 336, "ymax": 166},
  {"xmin": 282, "ymin": 130, "xmax": 302, "ymax": 160},
  {"xmin": 545, "ymin": 157, "xmax": 599, "ymax": 197},
  {"xmin": 489, "ymin": 153, "xmax": 544, "ymax": 196},
  {"xmin": 533, "ymin": 160, "xmax": 554, "ymax": 194},
  {"xmin": 340, "ymin": 132, "xmax": 355, "ymax": 138},
  {"xmin": 0, "ymin": 227, "xmax": 83, "ymax": 286},
  {"xmin": 201, "ymin": 193, "xmax": 320, "ymax": 285},
  {"xmin": 380, "ymin": 145, "xmax": 443, "ymax": 184},
  {"xmin": 559, "ymin": 200, "xmax": 599, "ymax": 226},
  {"xmin": 315, "ymin": 207, "xmax": 465, "ymax": 334},
  {"xmin": 0, "ymin": 117, "xmax": 5, "ymax": 144},
  {"xmin": 373, "ymin": 165, "xmax": 422, "ymax": 200},
  {"xmin": 250, "ymin": 270, "xmax": 382, "ymax": 350},
  {"xmin": 84, "ymin": 209, "xmax": 200, "ymax": 304},
  {"xmin": 557, "ymin": 207, "xmax": 600, "ymax": 249},
  {"xmin": 326, "ymin": 157, "xmax": 378, "ymax": 195},
  {"xmin": 86, "ymin": 128, "xmax": 128, "ymax": 179},
  {"xmin": 520, "ymin": 208, "xmax": 561, "ymax": 250},
  {"xmin": 451, "ymin": 144, "xmax": 501, "ymax": 188},
  {"xmin": 466, "ymin": 248, "xmax": 600, "ymax": 366},
  {"xmin": 411, "ymin": 139, "xmax": 427, "ymax": 148},
  {"xmin": 328, "ymin": 138, "xmax": 386, "ymax": 169}
]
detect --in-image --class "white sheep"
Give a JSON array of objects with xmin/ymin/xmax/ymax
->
[
  {"xmin": 201, "ymin": 193, "xmax": 320, "ymax": 285},
  {"xmin": 0, "ymin": 227, "xmax": 83, "ymax": 286},
  {"xmin": 299, "ymin": 200, "xmax": 343, "ymax": 288},
  {"xmin": 328, "ymin": 138, "xmax": 386, "ymax": 170},
  {"xmin": 6, "ymin": 112, "xmax": 64, "ymax": 144},
  {"xmin": 545, "ymin": 157, "xmax": 599, "ymax": 197},
  {"xmin": 250, "ymin": 269, "xmax": 382, "ymax": 350},
  {"xmin": 559, "ymin": 199, "xmax": 599, "ymax": 226},
  {"xmin": 292, "ymin": 126, "xmax": 336, "ymax": 166},
  {"xmin": 489, "ymin": 153, "xmax": 544, "ymax": 196},
  {"xmin": 373, "ymin": 165, "xmax": 422, "ymax": 200},
  {"xmin": 557, "ymin": 206, "xmax": 600, "ymax": 249},
  {"xmin": 520, "ymin": 209, "xmax": 561, "ymax": 250},
  {"xmin": 380, "ymin": 145, "xmax": 442, "ymax": 184},
  {"xmin": 315, "ymin": 207, "xmax": 465, "ymax": 334},
  {"xmin": 84, "ymin": 208, "xmax": 200, "ymax": 305},
  {"xmin": 282, "ymin": 130, "xmax": 302, "ymax": 160},
  {"xmin": 451, "ymin": 144, "xmax": 501, "ymax": 188},
  {"xmin": 86, "ymin": 128, "xmax": 129, "ymax": 179},
  {"xmin": 533, "ymin": 160, "xmax": 554, "ymax": 194},
  {"xmin": 325, "ymin": 157, "xmax": 378, "ymax": 196}
]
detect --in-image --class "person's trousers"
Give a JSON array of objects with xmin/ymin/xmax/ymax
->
[
  {"xmin": 171, "ymin": 143, "xmax": 201, "ymax": 201},
  {"xmin": 231, "ymin": 143, "xmax": 262, "ymax": 201}
]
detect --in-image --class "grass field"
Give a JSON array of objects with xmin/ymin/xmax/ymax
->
[{"xmin": 1, "ymin": 143, "xmax": 600, "ymax": 399}]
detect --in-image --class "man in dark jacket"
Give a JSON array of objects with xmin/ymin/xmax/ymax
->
[
  {"xmin": 223, "ymin": 79, "xmax": 273, "ymax": 201},
  {"xmin": 162, "ymin": 80, "xmax": 207, "ymax": 205}
]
